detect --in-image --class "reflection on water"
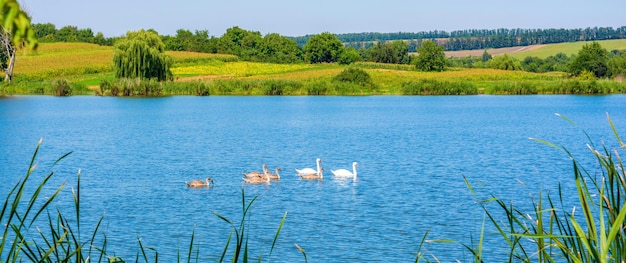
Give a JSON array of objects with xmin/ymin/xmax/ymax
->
[{"xmin": 1, "ymin": 95, "xmax": 624, "ymax": 262}]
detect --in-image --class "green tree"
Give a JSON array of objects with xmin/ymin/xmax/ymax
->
[
  {"xmin": 390, "ymin": 40, "xmax": 410, "ymax": 64},
  {"xmin": 608, "ymin": 53, "xmax": 626, "ymax": 78},
  {"xmin": 55, "ymin": 25, "xmax": 79, "ymax": 42},
  {"xmin": 0, "ymin": 29, "xmax": 15, "ymax": 81},
  {"xmin": 487, "ymin": 54, "xmax": 521, "ymax": 70},
  {"xmin": 77, "ymin": 28, "xmax": 94, "ymax": 42},
  {"xmin": 481, "ymin": 50, "xmax": 492, "ymax": 62},
  {"xmin": 304, "ymin": 32, "xmax": 344, "ymax": 63},
  {"xmin": 365, "ymin": 41, "xmax": 408, "ymax": 64},
  {"xmin": 414, "ymin": 40, "xmax": 446, "ymax": 71},
  {"xmin": 216, "ymin": 26, "xmax": 248, "ymax": 55},
  {"xmin": 113, "ymin": 30, "xmax": 173, "ymax": 81},
  {"xmin": 569, "ymin": 41, "xmax": 609, "ymax": 78},
  {"xmin": 258, "ymin": 33, "xmax": 303, "ymax": 63},
  {"xmin": 521, "ymin": 56, "xmax": 545, "ymax": 72},
  {"xmin": 1, "ymin": 0, "xmax": 37, "ymax": 50},
  {"xmin": 239, "ymin": 31, "xmax": 262, "ymax": 60},
  {"xmin": 544, "ymin": 52, "xmax": 572, "ymax": 72},
  {"xmin": 0, "ymin": 0, "xmax": 37, "ymax": 83},
  {"xmin": 338, "ymin": 47, "xmax": 362, "ymax": 65},
  {"xmin": 33, "ymin": 23, "xmax": 56, "ymax": 42}
]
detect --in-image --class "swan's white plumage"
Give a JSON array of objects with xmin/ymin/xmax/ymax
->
[
  {"xmin": 296, "ymin": 158, "xmax": 322, "ymax": 175},
  {"xmin": 331, "ymin": 162, "xmax": 358, "ymax": 178}
]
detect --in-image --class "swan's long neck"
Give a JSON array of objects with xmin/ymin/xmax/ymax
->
[
  {"xmin": 275, "ymin": 168, "xmax": 280, "ymax": 179},
  {"xmin": 316, "ymin": 160, "xmax": 321, "ymax": 174},
  {"xmin": 352, "ymin": 164, "xmax": 357, "ymax": 178}
]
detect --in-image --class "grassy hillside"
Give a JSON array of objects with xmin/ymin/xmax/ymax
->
[
  {"xmin": 14, "ymin": 42, "xmax": 237, "ymax": 84},
  {"xmin": 445, "ymin": 39, "xmax": 626, "ymax": 59},
  {"xmin": 6, "ymin": 42, "xmax": 626, "ymax": 96}
]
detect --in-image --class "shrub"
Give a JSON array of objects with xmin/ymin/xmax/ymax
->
[
  {"xmin": 485, "ymin": 81, "xmax": 538, "ymax": 95},
  {"xmin": 401, "ymin": 79, "xmax": 477, "ymax": 95},
  {"xmin": 338, "ymin": 47, "xmax": 362, "ymax": 65},
  {"xmin": 261, "ymin": 80, "xmax": 302, "ymax": 95},
  {"xmin": 99, "ymin": 78, "xmax": 163, "ymax": 97},
  {"xmin": 99, "ymin": 79, "xmax": 113, "ymax": 96},
  {"xmin": 333, "ymin": 68, "xmax": 374, "ymax": 87},
  {"xmin": 50, "ymin": 78, "xmax": 72, "ymax": 96},
  {"xmin": 486, "ymin": 54, "xmax": 522, "ymax": 70},
  {"xmin": 306, "ymin": 81, "xmax": 330, "ymax": 95}
]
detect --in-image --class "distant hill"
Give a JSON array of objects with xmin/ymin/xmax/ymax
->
[
  {"xmin": 443, "ymin": 39, "xmax": 626, "ymax": 59},
  {"xmin": 291, "ymin": 26, "xmax": 626, "ymax": 52}
]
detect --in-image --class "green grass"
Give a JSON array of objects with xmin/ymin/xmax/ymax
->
[
  {"xmin": 4, "ymin": 41, "xmax": 626, "ymax": 96},
  {"xmin": 509, "ymin": 39, "xmax": 626, "ymax": 60}
]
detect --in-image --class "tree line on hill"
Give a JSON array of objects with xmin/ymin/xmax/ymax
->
[
  {"xmin": 452, "ymin": 48, "xmax": 626, "ymax": 78},
  {"xmin": 20, "ymin": 23, "xmax": 626, "ymax": 80},
  {"xmin": 294, "ymin": 26, "xmax": 626, "ymax": 52}
]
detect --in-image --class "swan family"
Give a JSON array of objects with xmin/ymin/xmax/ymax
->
[{"xmin": 186, "ymin": 159, "xmax": 357, "ymax": 187}]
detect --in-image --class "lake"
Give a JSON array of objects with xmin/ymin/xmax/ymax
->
[{"xmin": 0, "ymin": 95, "xmax": 624, "ymax": 262}]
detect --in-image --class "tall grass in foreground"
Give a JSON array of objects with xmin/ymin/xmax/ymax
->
[
  {"xmin": 1, "ymin": 139, "xmax": 288, "ymax": 262},
  {"xmin": 453, "ymin": 113, "xmax": 626, "ymax": 262}
]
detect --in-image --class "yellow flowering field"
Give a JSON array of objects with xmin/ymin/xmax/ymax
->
[
  {"xmin": 167, "ymin": 51, "xmax": 237, "ymax": 62},
  {"xmin": 15, "ymin": 43, "xmax": 113, "ymax": 75},
  {"xmin": 172, "ymin": 62, "xmax": 315, "ymax": 78},
  {"xmin": 14, "ymin": 42, "xmax": 239, "ymax": 78}
]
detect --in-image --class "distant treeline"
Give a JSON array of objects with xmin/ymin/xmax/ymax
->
[
  {"xmin": 30, "ymin": 23, "xmax": 626, "ymax": 78},
  {"xmin": 34, "ymin": 23, "xmax": 626, "ymax": 53},
  {"xmin": 292, "ymin": 26, "xmax": 626, "ymax": 51},
  {"xmin": 33, "ymin": 23, "xmax": 113, "ymax": 45}
]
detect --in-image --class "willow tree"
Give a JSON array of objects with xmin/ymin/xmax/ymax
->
[{"xmin": 113, "ymin": 30, "xmax": 172, "ymax": 81}]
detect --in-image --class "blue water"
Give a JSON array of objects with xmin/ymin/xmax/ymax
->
[{"xmin": 1, "ymin": 95, "xmax": 624, "ymax": 262}]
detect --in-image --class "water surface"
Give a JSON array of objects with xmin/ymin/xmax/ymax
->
[{"xmin": 1, "ymin": 95, "xmax": 624, "ymax": 262}]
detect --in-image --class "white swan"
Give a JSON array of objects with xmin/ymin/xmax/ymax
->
[
  {"xmin": 332, "ymin": 162, "xmax": 358, "ymax": 178},
  {"xmin": 296, "ymin": 158, "xmax": 322, "ymax": 175}
]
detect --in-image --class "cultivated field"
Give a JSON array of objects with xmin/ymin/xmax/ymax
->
[
  {"xmin": 443, "ymin": 39, "xmax": 626, "ymax": 59},
  {"xmin": 7, "ymin": 41, "xmax": 626, "ymax": 96}
]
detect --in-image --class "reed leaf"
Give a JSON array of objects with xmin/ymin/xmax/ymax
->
[
  {"xmin": 269, "ymin": 212, "xmax": 287, "ymax": 258},
  {"xmin": 186, "ymin": 229, "xmax": 195, "ymax": 263},
  {"xmin": 294, "ymin": 244, "xmax": 308, "ymax": 263}
]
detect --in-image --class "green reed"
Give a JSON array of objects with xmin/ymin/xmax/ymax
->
[
  {"xmin": 401, "ymin": 79, "xmax": 478, "ymax": 95},
  {"xmin": 215, "ymin": 190, "xmax": 287, "ymax": 263},
  {"xmin": 1, "ymin": 139, "xmax": 289, "ymax": 262},
  {"xmin": 99, "ymin": 78, "xmax": 163, "ymax": 97},
  {"xmin": 460, "ymin": 113, "xmax": 626, "ymax": 262}
]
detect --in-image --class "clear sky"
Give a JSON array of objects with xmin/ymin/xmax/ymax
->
[{"xmin": 21, "ymin": 0, "xmax": 625, "ymax": 38}]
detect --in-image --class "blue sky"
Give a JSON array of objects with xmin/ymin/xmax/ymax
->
[{"xmin": 22, "ymin": 0, "xmax": 625, "ymax": 37}]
